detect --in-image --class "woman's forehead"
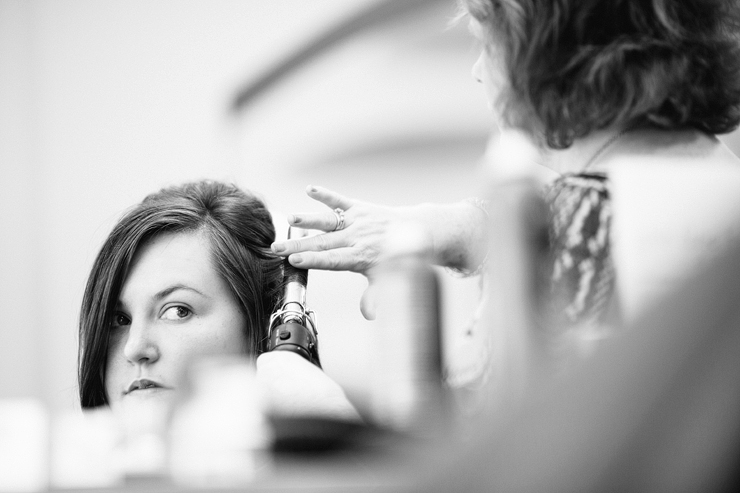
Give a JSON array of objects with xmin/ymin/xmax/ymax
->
[{"xmin": 119, "ymin": 231, "xmax": 222, "ymax": 303}]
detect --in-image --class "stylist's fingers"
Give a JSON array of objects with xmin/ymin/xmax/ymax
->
[
  {"xmin": 286, "ymin": 247, "xmax": 367, "ymax": 272},
  {"xmin": 272, "ymin": 231, "xmax": 345, "ymax": 256},
  {"xmin": 286, "ymin": 211, "xmax": 348, "ymax": 232},
  {"xmin": 306, "ymin": 185, "xmax": 355, "ymax": 211}
]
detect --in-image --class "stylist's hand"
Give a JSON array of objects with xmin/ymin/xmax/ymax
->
[
  {"xmin": 272, "ymin": 186, "xmax": 489, "ymax": 319},
  {"xmin": 271, "ymin": 185, "xmax": 414, "ymax": 319}
]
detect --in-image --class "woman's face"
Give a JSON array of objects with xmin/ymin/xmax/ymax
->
[
  {"xmin": 105, "ymin": 231, "xmax": 248, "ymax": 416},
  {"xmin": 469, "ymin": 18, "xmax": 508, "ymax": 126}
]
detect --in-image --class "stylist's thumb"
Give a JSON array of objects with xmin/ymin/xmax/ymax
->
[{"xmin": 360, "ymin": 283, "xmax": 377, "ymax": 321}]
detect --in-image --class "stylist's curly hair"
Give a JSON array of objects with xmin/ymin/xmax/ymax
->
[{"xmin": 462, "ymin": 0, "xmax": 740, "ymax": 148}]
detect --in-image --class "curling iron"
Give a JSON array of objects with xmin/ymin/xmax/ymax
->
[{"xmin": 267, "ymin": 228, "xmax": 321, "ymax": 368}]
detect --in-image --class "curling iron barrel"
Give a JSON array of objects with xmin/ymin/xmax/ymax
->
[{"xmin": 267, "ymin": 254, "xmax": 321, "ymax": 368}]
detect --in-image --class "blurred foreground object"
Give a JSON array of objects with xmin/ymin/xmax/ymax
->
[
  {"xmin": 419, "ymin": 221, "xmax": 740, "ymax": 492},
  {"xmin": 50, "ymin": 407, "xmax": 120, "ymax": 489},
  {"xmin": 169, "ymin": 356, "xmax": 271, "ymax": 488},
  {"xmin": 0, "ymin": 399, "xmax": 48, "ymax": 492},
  {"xmin": 368, "ymin": 222, "xmax": 446, "ymax": 436},
  {"xmin": 414, "ymin": 160, "xmax": 740, "ymax": 492},
  {"xmin": 477, "ymin": 132, "xmax": 552, "ymax": 416},
  {"xmin": 256, "ymin": 351, "xmax": 361, "ymax": 423}
]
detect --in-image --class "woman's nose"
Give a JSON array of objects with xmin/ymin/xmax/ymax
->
[{"xmin": 122, "ymin": 321, "xmax": 160, "ymax": 365}]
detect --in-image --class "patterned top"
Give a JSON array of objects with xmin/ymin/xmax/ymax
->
[
  {"xmin": 544, "ymin": 172, "xmax": 615, "ymax": 328},
  {"xmin": 446, "ymin": 172, "xmax": 617, "ymax": 392}
]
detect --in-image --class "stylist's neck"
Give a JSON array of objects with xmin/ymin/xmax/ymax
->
[
  {"xmin": 493, "ymin": 127, "xmax": 627, "ymax": 176},
  {"xmin": 540, "ymin": 127, "xmax": 630, "ymax": 175}
]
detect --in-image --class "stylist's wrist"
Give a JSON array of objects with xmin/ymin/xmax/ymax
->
[{"xmin": 414, "ymin": 201, "xmax": 488, "ymax": 272}]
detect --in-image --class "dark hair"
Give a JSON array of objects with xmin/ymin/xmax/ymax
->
[
  {"xmin": 462, "ymin": 0, "xmax": 740, "ymax": 148},
  {"xmin": 78, "ymin": 180, "xmax": 282, "ymax": 408}
]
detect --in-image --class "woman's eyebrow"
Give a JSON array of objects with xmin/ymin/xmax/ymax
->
[{"xmin": 154, "ymin": 284, "xmax": 208, "ymax": 301}]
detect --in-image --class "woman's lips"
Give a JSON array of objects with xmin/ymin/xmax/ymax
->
[{"xmin": 125, "ymin": 378, "xmax": 172, "ymax": 395}]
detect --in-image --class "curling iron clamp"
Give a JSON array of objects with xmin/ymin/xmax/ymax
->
[{"xmin": 267, "ymin": 227, "xmax": 321, "ymax": 368}]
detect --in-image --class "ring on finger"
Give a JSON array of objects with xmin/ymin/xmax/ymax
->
[{"xmin": 332, "ymin": 208, "xmax": 345, "ymax": 231}]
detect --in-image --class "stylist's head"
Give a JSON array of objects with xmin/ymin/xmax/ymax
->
[
  {"xmin": 462, "ymin": 0, "xmax": 740, "ymax": 147},
  {"xmin": 78, "ymin": 180, "xmax": 281, "ymax": 410}
]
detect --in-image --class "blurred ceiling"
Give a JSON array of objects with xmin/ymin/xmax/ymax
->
[{"xmin": 230, "ymin": 0, "xmax": 494, "ymax": 178}]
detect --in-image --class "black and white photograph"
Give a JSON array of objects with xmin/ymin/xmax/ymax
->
[{"xmin": 2, "ymin": 0, "xmax": 740, "ymax": 491}]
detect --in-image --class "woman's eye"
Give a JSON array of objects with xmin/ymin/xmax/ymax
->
[
  {"xmin": 112, "ymin": 312, "xmax": 130, "ymax": 327},
  {"xmin": 162, "ymin": 305, "xmax": 192, "ymax": 321}
]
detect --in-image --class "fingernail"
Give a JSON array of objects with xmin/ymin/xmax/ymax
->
[
  {"xmin": 307, "ymin": 185, "xmax": 317, "ymax": 193},
  {"xmin": 271, "ymin": 243, "xmax": 285, "ymax": 253},
  {"xmin": 291, "ymin": 254, "xmax": 303, "ymax": 264},
  {"xmin": 288, "ymin": 214, "xmax": 301, "ymax": 224}
]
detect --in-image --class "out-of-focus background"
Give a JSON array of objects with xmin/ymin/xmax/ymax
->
[
  {"xmin": 0, "ymin": 0, "xmax": 491, "ymax": 415},
  {"xmin": 2, "ymin": 0, "xmax": 740, "ymax": 417}
]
